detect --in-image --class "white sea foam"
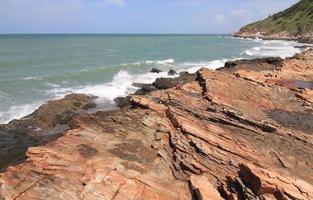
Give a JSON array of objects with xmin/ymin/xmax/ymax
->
[
  {"xmin": 243, "ymin": 39, "xmax": 301, "ymax": 58},
  {"xmin": 22, "ymin": 76, "xmax": 43, "ymax": 80},
  {"xmin": 177, "ymin": 57, "xmax": 244, "ymax": 73},
  {"xmin": 123, "ymin": 58, "xmax": 175, "ymax": 66},
  {"xmin": 145, "ymin": 58, "xmax": 175, "ymax": 65},
  {"xmin": 0, "ymin": 37, "xmax": 308, "ymax": 124},
  {"xmin": 48, "ymin": 70, "xmax": 176, "ymax": 104},
  {"xmin": 0, "ymin": 101, "xmax": 43, "ymax": 124}
]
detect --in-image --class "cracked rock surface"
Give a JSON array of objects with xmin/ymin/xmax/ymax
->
[{"xmin": 1, "ymin": 50, "xmax": 313, "ymax": 199}]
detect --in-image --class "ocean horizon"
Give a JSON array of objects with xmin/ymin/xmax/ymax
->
[{"xmin": 0, "ymin": 34, "xmax": 304, "ymax": 124}]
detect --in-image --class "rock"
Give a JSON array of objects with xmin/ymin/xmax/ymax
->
[
  {"xmin": 153, "ymin": 72, "xmax": 196, "ymax": 89},
  {"xmin": 168, "ymin": 69, "xmax": 178, "ymax": 76},
  {"xmin": 296, "ymin": 90, "xmax": 313, "ymax": 103},
  {"xmin": 189, "ymin": 175, "xmax": 223, "ymax": 200},
  {"xmin": 219, "ymin": 57, "xmax": 283, "ymax": 73},
  {"xmin": 294, "ymin": 45, "xmax": 312, "ymax": 50},
  {"xmin": 132, "ymin": 82, "xmax": 145, "ymax": 88},
  {"xmin": 150, "ymin": 68, "xmax": 162, "ymax": 73},
  {"xmin": 238, "ymin": 163, "xmax": 313, "ymax": 200},
  {"xmin": 132, "ymin": 83, "xmax": 157, "ymax": 96},
  {"xmin": 0, "ymin": 93, "xmax": 96, "ymax": 171},
  {"xmin": 142, "ymin": 84, "xmax": 157, "ymax": 92},
  {"xmin": 1, "ymin": 50, "xmax": 313, "ymax": 199},
  {"xmin": 31, "ymin": 94, "xmax": 96, "ymax": 128},
  {"xmin": 114, "ymin": 96, "xmax": 130, "ymax": 108}
]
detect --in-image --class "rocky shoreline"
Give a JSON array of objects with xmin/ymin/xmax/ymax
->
[
  {"xmin": 233, "ymin": 32, "xmax": 313, "ymax": 44},
  {"xmin": 1, "ymin": 49, "xmax": 313, "ymax": 199}
]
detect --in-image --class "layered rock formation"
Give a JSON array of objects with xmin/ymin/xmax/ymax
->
[{"xmin": 1, "ymin": 50, "xmax": 313, "ymax": 199}]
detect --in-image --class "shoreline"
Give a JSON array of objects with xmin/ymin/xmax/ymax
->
[
  {"xmin": 0, "ymin": 39, "xmax": 310, "ymax": 127},
  {"xmin": 0, "ymin": 36, "xmax": 307, "ymax": 125},
  {"xmin": 233, "ymin": 32, "xmax": 313, "ymax": 44},
  {"xmin": 1, "ymin": 48, "xmax": 313, "ymax": 199}
]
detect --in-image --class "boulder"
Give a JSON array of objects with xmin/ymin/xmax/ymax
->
[
  {"xmin": 168, "ymin": 69, "xmax": 178, "ymax": 76},
  {"xmin": 153, "ymin": 72, "xmax": 196, "ymax": 89},
  {"xmin": 114, "ymin": 96, "xmax": 130, "ymax": 108},
  {"xmin": 150, "ymin": 68, "xmax": 162, "ymax": 73},
  {"xmin": 142, "ymin": 84, "xmax": 157, "ymax": 92}
]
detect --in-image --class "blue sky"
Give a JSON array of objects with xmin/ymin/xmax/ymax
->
[{"xmin": 0, "ymin": 0, "xmax": 298, "ymax": 34}]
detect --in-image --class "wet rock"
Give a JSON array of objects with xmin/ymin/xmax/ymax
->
[
  {"xmin": 31, "ymin": 94, "xmax": 96, "ymax": 128},
  {"xmin": 132, "ymin": 82, "xmax": 145, "ymax": 88},
  {"xmin": 168, "ymin": 69, "xmax": 178, "ymax": 76},
  {"xmin": 219, "ymin": 57, "xmax": 283, "ymax": 73},
  {"xmin": 131, "ymin": 83, "xmax": 158, "ymax": 96},
  {"xmin": 0, "ymin": 93, "xmax": 96, "ymax": 171},
  {"xmin": 142, "ymin": 84, "xmax": 157, "ymax": 92},
  {"xmin": 150, "ymin": 68, "xmax": 162, "ymax": 73},
  {"xmin": 114, "ymin": 96, "xmax": 130, "ymax": 108},
  {"xmin": 294, "ymin": 45, "xmax": 312, "ymax": 50},
  {"xmin": 153, "ymin": 72, "xmax": 196, "ymax": 89}
]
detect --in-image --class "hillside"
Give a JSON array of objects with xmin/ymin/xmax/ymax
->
[{"xmin": 235, "ymin": 0, "xmax": 313, "ymax": 43}]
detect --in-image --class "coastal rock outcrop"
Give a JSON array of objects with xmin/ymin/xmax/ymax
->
[
  {"xmin": 1, "ymin": 50, "xmax": 313, "ymax": 199},
  {"xmin": 153, "ymin": 72, "xmax": 196, "ymax": 89},
  {"xmin": 150, "ymin": 68, "xmax": 162, "ymax": 73},
  {"xmin": 168, "ymin": 69, "xmax": 178, "ymax": 76},
  {"xmin": 0, "ymin": 94, "xmax": 96, "ymax": 171}
]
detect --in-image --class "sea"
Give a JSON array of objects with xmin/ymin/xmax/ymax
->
[{"xmin": 0, "ymin": 34, "xmax": 307, "ymax": 124}]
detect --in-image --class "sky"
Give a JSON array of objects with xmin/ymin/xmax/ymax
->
[{"xmin": 0, "ymin": 0, "xmax": 299, "ymax": 34}]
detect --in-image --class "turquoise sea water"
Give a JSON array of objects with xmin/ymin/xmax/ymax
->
[{"xmin": 0, "ymin": 34, "xmax": 303, "ymax": 123}]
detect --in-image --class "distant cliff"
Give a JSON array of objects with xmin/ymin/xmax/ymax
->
[{"xmin": 234, "ymin": 0, "xmax": 313, "ymax": 43}]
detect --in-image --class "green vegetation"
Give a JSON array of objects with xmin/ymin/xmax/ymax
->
[{"xmin": 240, "ymin": 0, "xmax": 313, "ymax": 36}]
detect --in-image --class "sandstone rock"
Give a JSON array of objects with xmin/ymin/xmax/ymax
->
[
  {"xmin": 189, "ymin": 175, "xmax": 223, "ymax": 200},
  {"xmin": 1, "ymin": 51, "xmax": 313, "ymax": 200}
]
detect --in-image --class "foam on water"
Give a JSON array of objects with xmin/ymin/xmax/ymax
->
[
  {"xmin": 243, "ymin": 38, "xmax": 302, "ymax": 58},
  {"xmin": 49, "ymin": 70, "xmax": 176, "ymax": 102},
  {"xmin": 0, "ymin": 101, "xmax": 43, "ymax": 124},
  {"xmin": 0, "ymin": 36, "xmax": 308, "ymax": 124},
  {"xmin": 123, "ymin": 58, "xmax": 175, "ymax": 66},
  {"xmin": 21, "ymin": 76, "xmax": 43, "ymax": 81}
]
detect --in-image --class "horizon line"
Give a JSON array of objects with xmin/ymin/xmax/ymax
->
[{"xmin": 0, "ymin": 33, "xmax": 233, "ymax": 35}]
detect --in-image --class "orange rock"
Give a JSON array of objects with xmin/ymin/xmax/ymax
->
[{"xmin": 189, "ymin": 175, "xmax": 223, "ymax": 200}]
